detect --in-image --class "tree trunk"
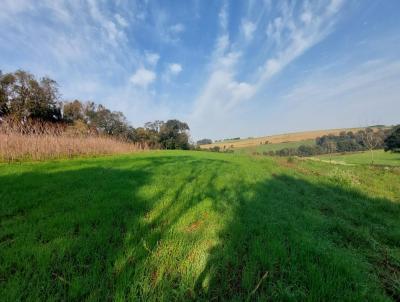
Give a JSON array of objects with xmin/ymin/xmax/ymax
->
[{"xmin": 371, "ymin": 149, "xmax": 374, "ymax": 165}]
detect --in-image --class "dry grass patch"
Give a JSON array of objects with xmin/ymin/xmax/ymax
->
[{"xmin": 0, "ymin": 119, "xmax": 147, "ymax": 162}]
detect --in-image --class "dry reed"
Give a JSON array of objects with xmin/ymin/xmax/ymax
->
[{"xmin": 0, "ymin": 119, "xmax": 148, "ymax": 162}]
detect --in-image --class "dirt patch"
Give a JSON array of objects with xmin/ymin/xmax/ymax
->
[
  {"xmin": 185, "ymin": 213, "xmax": 208, "ymax": 233},
  {"xmin": 186, "ymin": 220, "xmax": 204, "ymax": 233}
]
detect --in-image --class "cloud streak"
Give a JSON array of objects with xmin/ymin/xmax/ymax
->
[
  {"xmin": 190, "ymin": 0, "xmax": 345, "ymax": 138},
  {"xmin": 1, "ymin": 0, "xmax": 399, "ymax": 139}
]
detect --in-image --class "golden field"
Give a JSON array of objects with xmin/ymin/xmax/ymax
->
[{"xmin": 201, "ymin": 127, "xmax": 373, "ymax": 149}]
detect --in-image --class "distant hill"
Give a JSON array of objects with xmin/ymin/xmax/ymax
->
[{"xmin": 201, "ymin": 127, "xmax": 386, "ymax": 150}]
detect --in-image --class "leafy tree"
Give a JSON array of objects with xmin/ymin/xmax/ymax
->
[
  {"xmin": 63, "ymin": 100, "xmax": 84, "ymax": 122},
  {"xmin": 0, "ymin": 70, "xmax": 61, "ymax": 121},
  {"xmin": 159, "ymin": 119, "xmax": 190, "ymax": 149},
  {"xmin": 297, "ymin": 145, "xmax": 323, "ymax": 157},
  {"xmin": 210, "ymin": 146, "xmax": 220, "ymax": 152},
  {"xmin": 384, "ymin": 125, "xmax": 400, "ymax": 153},
  {"xmin": 145, "ymin": 120, "xmax": 164, "ymax": 133},
  {"xmin": 144, "ymin": 120, "xmax": 164, "ymax": 147},
  {"xmin": 197, "ymin": 138, "xmax": 212, "ymax": 145},
  {"xmin": 0, "ymin": 69, "xmax": 194, "ymax": 149},
  {"xmin": 0, "ymin": 70, "xmax": 14, "ymax": 117}
]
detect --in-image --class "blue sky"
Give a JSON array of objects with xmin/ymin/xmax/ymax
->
[{"xmin": 1, "ymin": 0, "xmax": 399, "ymax": 140}]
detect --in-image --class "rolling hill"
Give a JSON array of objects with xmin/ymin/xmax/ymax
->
[{"xmin": 201, "ymin": 127, "xmax": 383, "ymax": 150}]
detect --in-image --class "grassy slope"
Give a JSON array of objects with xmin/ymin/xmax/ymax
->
[
  {"xmin": 318, "ymin": 150, "xmax": 400, "ymax": 166},
  {"xmin": 234, "ymin": 139, "xmax": 315, "ymax": 154},
  {"xmin": 1, "ymin": 151, "xmax": 400, "ymax": 301}
]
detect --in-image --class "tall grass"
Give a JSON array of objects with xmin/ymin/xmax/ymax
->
[{"xmin": 0, "ymin": 119, "xmax": 147, "ymax": 162}]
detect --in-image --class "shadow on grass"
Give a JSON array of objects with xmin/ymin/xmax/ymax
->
[
  {"xmin": 1, "ymin": 154, "xmax": 400, "ymax": 301},
  {"xmin": 195, "ymin": 174, "xmax": 400, "ymax": 301},
  {"xmin": 0, "ymin": 155, "xmax": 228, "ymax": 300}
]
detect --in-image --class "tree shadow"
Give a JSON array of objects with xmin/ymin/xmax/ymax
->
[
  {"xmin": 194, "ymin": 173, "xmax": 400, "ymax": 301},
  {"xmin": 0, "ymin": 155, "xmax": 231, "ymax": 300},
  {"xmin": 1, "ymin": 155, "xmax": 400, "ymax": 301}
]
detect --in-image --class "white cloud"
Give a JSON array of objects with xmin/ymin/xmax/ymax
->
[
  {"xmin": 300, "ymin": 11, "xmax": 312, "ymax": 24},
  {"xmin": 130, "ymin": 68, "xmax": 156, "ymax": 88},
  {"xmin": 218, "ymin": 2, "xmax": 228, "ymax": 30},
  {"xmin": 169, "ymin": 23, "xmax": 185, "ymax": 34},
  {"xmin": 87, "ymin": 0, "xmax": 126, "ymax": 45},
  {"xmin": 168, "ymin": 63, "xmax": 182, "ymax": 75},
  {"xmin": 190, "ymin": 0, "xmax": 345, "ymax": 138},
  {"xmin": 115, "ymin": 13, "xmax": 128, "ymax": 27},
  {"xmin": 162, "ymin": 63, "xmax": 183, "ymax": 82},
  {"xmin": 258, "ymin": 0, "xmax": 344, "ymax": 85},
  {"xmin": 241, "ymin": 20, "xmax": 256, "ymax": 41},
  {"xmin": 145, "ymin": 52, "xmax": 160, "ymax": 66},
  {"xmin": 191, "ymin": 3, "xmax": 256, "ymax": 124}
]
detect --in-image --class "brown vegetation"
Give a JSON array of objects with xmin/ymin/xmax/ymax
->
[{"xmin": 0, "ymin": 119, "xmax": 147, "ymax": 162}]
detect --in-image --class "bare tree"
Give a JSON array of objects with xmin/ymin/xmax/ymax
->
[
  {"xmin": 361, "ymin": 129, "xmax": 382, "ymax": 165},
  {"xmin": 322, "ymin": 140, "xmax": 336, "ymax": 163}
]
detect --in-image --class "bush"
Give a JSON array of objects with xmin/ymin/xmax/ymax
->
[
  {"xmin": 263, "ymin": 151, "xmax": 275, "ymax": 156},
  {"xmin": 209, "ymin": 146, "xmax": 220, "ymax": 152}
]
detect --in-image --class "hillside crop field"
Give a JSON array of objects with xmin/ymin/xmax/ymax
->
[
  {"xmin": 317, "ymin": 150, "xmax": 400, "ymax": 166},
  {"xmin": 234, "ymin": 139, "xmax": 315, "ymax": 154},
  {"xmin": 1, "ymin": 151, "xmax": 400, "ymax": 300},
  {"xmin": 201, "ymin": 127, "xmax": 370, "ymax": 150}
]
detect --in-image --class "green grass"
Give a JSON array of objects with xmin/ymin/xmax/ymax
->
[
  {"xmin": 234, "ymin": 139, "xmax": 315, "ymax": 154},
  {"xmin": 1, "ymin": 151, "xmax": 400, "ymax": 300},
  {"xmin": 318, "ymin": 150, "xmax": 400, "ymax": 166}
]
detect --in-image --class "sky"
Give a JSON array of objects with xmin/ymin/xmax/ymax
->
[{"xmin": 1, "ymin": 0, "xmax": 400, "ymax": 140}]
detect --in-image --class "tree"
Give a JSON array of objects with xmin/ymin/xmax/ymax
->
[
  {"xmin": 384, "ymin": 125, "xmax": 400, "ymax": 153},
  {"xmin": 145, "ymin": 120, "xmax": 164, "ymax": 133},
  {"xmin": 159, "ymin": 119, "xmax": 190, "ymax": 149},
  {"xmin": 0, "ymin": 70, "xmax": 61, "ymax": 121},
  {"xmin": 0, "ymin": 71, "xmax": 14, "ymax": 117},
  {"xmin": 360, "ymin": 128, "xmax": 383, "ymax": 164},
  {"xmin": 63, "ymin": 100, "xmax": 84, "ymax": 122},
  {"xmin": 92, "ymin": 105, "xmax": 129, "ymax": 136},
  {"xmin": 197, "ymin": 138, "xmax": 212, "ymax": 145},
  {"xmin": 321, "ymin": 140, "xmax": 336, "ymax": 163}
]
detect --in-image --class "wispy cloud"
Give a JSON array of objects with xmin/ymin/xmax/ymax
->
[
  {"xmin": 115, "ymin": 13, "xmax": 129, "ymax": 28},
  {"xmin": 267, "ymin": 59, "xmax": 400, "ymax": 132},
  {"xmin": 190, "ymin": 0, "xmax": 345, "ymax": 138},
  {"xmin": 145, "ymin": 52, "xmax": 160, "ymax": 66},
  {"xmin": 169, "ymin": 23, "xmax": 185, "ymax": 34},
  {"xmin": 241, "ymin": 20, "xmax": 256, "ymax": 41},
  {"xmin": 283, "ymin": 59, "xmax": 400, "ymax": 105},
  {"xmin": 1, "ymin": 0, "xmax": 398, "ymax": 139},
  {"xmin": 257, "ymin": 0, "xmax": 344, "ymax": 85},
  {"xmin": 0, "ymin": 0, "xmax": 168, "ymax": 125}
]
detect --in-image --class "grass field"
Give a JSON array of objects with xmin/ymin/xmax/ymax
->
[
  {"xmin": 234, "ymin": 139, "xmax": 315, "ymax": 154},
  {"xmin": 1, "ymin": 151, "xmax": 400, "ymax": 300},
  {"xmin": 318, "ymin": 150, "xmax": 400, "ymax": 166}
]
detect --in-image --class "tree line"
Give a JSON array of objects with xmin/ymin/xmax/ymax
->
[
  {"xmin": 0, "ymin": 70, "xmax": 190, "ymax": 149},
  {"xmin": 267, "ymin": 127, "xmax": 399, "ymax": 157}
]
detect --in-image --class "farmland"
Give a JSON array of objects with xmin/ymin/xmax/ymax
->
[
  {"xmin": 1, "ymin": 151, "xmax": 400, "ymax": 300},
  {"xmin": 234, "ymin": 139, "xmax": 315, "ymax": 154},
  {"xmin": 201, "ymin": 127, "xmax": 370, "ymax": 150},
  {"xmin": 317, "ymin": 150, "xmax": 400, "ymax": 166}
]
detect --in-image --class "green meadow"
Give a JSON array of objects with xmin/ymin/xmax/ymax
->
[
  {"xmin": 318, "ymin": 150, "xmax": 400, "ymax": 166},
  {"xmin": 1, "ymin": 151, "xmax": 400, "ymax": 301}
]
